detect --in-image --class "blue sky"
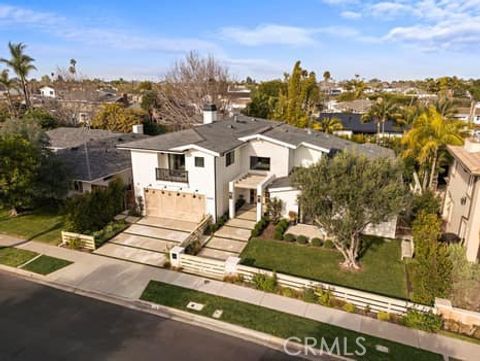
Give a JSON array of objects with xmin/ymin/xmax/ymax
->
[{"xmin": 1, "ymin": 1, "xmax": 479, "ymax": 81}]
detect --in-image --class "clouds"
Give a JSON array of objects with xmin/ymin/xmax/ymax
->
[
  {"xmin": 220, "ymin": 23, "xmax": 359, "ymax": 46},
  {"xmin": 220, "ymin": 24, "xmax": 318, "ymax": 46},
  {"xmin": 324, "ymin": 0, "xmax": 480, "ymax": 51},
  {"xmin": 0, "ymin": 4, "xmax": 218, "ymax": 53}
]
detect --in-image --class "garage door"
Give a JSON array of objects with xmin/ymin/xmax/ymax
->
[{"xmin": 144, "ymin": 189, "xmax": 205, "ymax": 222}]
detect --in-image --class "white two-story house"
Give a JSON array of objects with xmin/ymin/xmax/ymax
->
[{"xmin": 118, "ymin": 105, "xmax": 397, "ymax": 237}]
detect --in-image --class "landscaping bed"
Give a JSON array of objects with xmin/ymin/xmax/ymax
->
[
  {"xmin": 0, "ymin": 208, "xmax": 64, "ymax": 245},
  {"xmin": 240, "ymin": 237, "xmax": 408, "ymax": 299},
  {"xmin": 141, "ymin": 281, "xmax": 442, "ymax": 361},
  {"xmin": 22, "ymin": 255, "xmax": 72, "ymax": 275}
]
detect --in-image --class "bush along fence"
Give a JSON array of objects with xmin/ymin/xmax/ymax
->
[{"xmin": 167, "ymin": 250, "xmax": 480, "ymax": 334}]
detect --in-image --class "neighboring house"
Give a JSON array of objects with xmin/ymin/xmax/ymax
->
[
  {"xmin": 226, "ymin": 85, "xmax": 251, "ymax": 113},
  {"xmin": 453, "ymin": 106, "xmax": 480, "ymax": 126},
  {"xmin": 318, "ymin": 112, "xmax": 405, "ymax": 138},
  {"xmin": 443, "ymin": 137, "xmax": 480, "ymax": 262},
  {"xmin": 46, "ymin": 126, "xmax": 146, "ymax": 194},
  {"xmin": 36, "ymin": 88, "xmax": 129, "ymax": 125},
  {"xmin": 325, "ymin": 99, "xmax": 373, "ymax": 114},
  {"xmin": 119, "ymin": 105, "xmax": 398, "ymax": 238},
  {"xmin": 39, "ymin": 86, "xmax": 56, "ymax": 98}
]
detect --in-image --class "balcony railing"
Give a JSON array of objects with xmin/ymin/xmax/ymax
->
[{"xmin": 155, "ymin": 168, "xmax": 188, "ymax": 183}]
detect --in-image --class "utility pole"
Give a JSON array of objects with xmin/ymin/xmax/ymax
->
[{"xmin": 82, "ymin": 123, "xmax": 92, "ymax": 181}]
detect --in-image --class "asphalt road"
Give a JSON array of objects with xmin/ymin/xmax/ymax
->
[{"xmin": 0, "ymin": 272, "xmax": 302, "ymax": 361}]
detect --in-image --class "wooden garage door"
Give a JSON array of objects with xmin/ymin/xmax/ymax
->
[{"xmin": 144, "ymin": 189, "xmax": 205, "ymax": 222}]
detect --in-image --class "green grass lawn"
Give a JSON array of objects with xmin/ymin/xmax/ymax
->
[
  {"xmin": 22, "ymin": 255, "xmax": 72, "ymax": 275},
  {"xmin": 141, "ymin": 281, "xmax": 442, "ymax": 361},
  {"xmin": 0, "ymin": 247, "xmax": 39, "ymax": 267},
  {"xmin": 241, "ymin": 237, "xmax": 408, "ymax": 299},
  {"xmin": 0, "ymin": 208, "xmax": 65, "ymax": 245}
]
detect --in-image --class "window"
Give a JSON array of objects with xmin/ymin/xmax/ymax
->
[
  {"xmin": 73, "ymin": 181, "xmax": 83, "ymax": 193},
  {"xmin": 250, "ymin": 156, "xmax": 270, "ymax": 171},
  {"xmin": 226, "ymin": 151, "xmax": 235, "ymax": 167},
  {"xmin": 168, "ymin": 154, "xmax": 185, "ymax": 170},
  {"xmin": 195, "ymin": 156, "xmax": 205, "ymax": 168}
]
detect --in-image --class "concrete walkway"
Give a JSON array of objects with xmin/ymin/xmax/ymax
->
[{"xmin": 2, "ymin": 238, "xmax": 480, "ymax": 360}]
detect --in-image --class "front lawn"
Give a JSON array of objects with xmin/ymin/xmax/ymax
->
[
  {"xmin": 241, "ymin": 237, "xmax": 408, "ymax": 299},
  {"xmin": 141, "ymin": 281, "xmax": 441, "ymax": 361},
  {"xmin": 0, "ymin": 208, "xmax": 64, "ymax": 245},
  {"xmin": 22, "ymin": 255, "xmax": 72, "ymax": 275},
  {"xmin": 0, "ymin": 247, "xmax": 39, "ymax": 267}
]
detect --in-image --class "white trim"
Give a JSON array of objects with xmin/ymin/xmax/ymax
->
[
  {"xmin": 268, "ymin": 186, "xmax": 296, "ymax": 192},
  {"xmin": 170, "ymin": 144, "xmax": 220, "ymax": 157},
  {"xmin": 299, "ymin": 142, "xmax": 330, "ymax": 154},
  {"xmin": 238, "ymin": 134, "xmax": 296, "ymax": 149}
]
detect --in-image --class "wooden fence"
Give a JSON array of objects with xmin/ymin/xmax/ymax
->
[
  {"xmin": 61, "ymin": 231, "xmax": 96, "ymax": 251},
  {"xmin": 175, "ymin": 252, "xmax": 432, "ymax": 315}
]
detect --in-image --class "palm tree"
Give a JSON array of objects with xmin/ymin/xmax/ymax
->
[
  {"xmin": 0, "ymin": 69, "xmax": 17, "ymax": 117},
  {"xmin": 362, "ymin": 97, "xmax": 398, "ymax": 142},
  {"xmin": 315, "ymin": 116, "xmax": 343, "ymax": 134},
  {"xmin": 433, "ymin": 96, "xmax": 457, "ymax": 119},
  {"xmin": 0, "ymin": 42, "xmax": 37, "ymax": 108},
  {"xmin": 402, "ymin": 106, "xmax": 465, "ymax": 191}
]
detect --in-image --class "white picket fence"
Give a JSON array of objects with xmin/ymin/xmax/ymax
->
[{"xmin": 176, "ymin": 253, "xmax": 433, "ymax": 315}]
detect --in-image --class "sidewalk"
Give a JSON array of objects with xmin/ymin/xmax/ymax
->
[{"xmin": 3, "ymin": 238, "xmax": 480, "ymax": 360}]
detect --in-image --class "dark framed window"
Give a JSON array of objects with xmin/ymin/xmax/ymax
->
[
  {"xmin": 250, "ymin": 156, "xmax": 270, "ymax": 171},
  {"xmin": 195, "ymin": 156, "xmax": 205, "ymax": 168},
  {"xmin": 168, "ymin": 153, "xmax": 185, "ymax": 171},
  {"xmin": 226, "ymin": 151, "xmax": 235, "ymax": 167}
]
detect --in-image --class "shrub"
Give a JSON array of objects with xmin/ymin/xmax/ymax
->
[
  {"xmin": 64, "ymin": 179, "xmax": 125, "ymax": 234},
  {"xmin": 303, "ymin": 288, "xmax": 317, "ymax": 303},
  {"xmin": 323, "ymin": 239, "xmax": 335, "ymax": 249},
  {"xmin": 67, "ymin": 237, "xmax": 83, "ymax": 250},
  {"xmin": 317, "ymin": 288, "xmax": 334, "ymax": 307},
  {"xmin": 235, "ymin": 197, "xmax": 246, "ymax": 211},
  {"xmin": 93, "ymin": 220, "xmax": 128, "ymax": 247},
  {"xmin": 267, "ymin": 198, "xmax": 283, "ymax": 224},
  {"xmin": 402, "ymin": 310, "xmax": 442, "ymax": 332},
  {"xmin": 281, "ymin": 287, "xmax": 300, "ymax": 298},
  {"xmin": 273, "ymin": 219, "xmax": 289, "ymax": 240},
  {"xmin": 283, "ymin": 233, "xmax": 296, "ymax": 242},
  {"xmin": 163, "ymin": 261, "xmax": 171, "ymax": 269},
  {"xmin": 377, "ymin": 311, "xmax": 391, "ymax": 321},
  {"xmin": 251, "ymin": 217, "xmax": 269, "ymax": 237},
  {"xmin": 252, "ymin": 272, "xmax": 277, "ymax": 292},
  {"xmin": 185, "ymin": 239, "xmax": 202, "ymax": 255},
  {"xmin": 343, "ymin": 303, "xmax": 356, "ymax": 313},
  {"xmin": 311, "ymin": 237, "xmax": 323, "ymax": 247},
  {"xmin": 296, "ymin": 235, "xmax": 309, "ymax": 244}
]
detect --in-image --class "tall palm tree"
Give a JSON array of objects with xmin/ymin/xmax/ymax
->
[
  {"xmin": 315, "ymin": 116, "xmax": 343, "ymax": 134},
  {"xmin": 362, "ymin": 97, "xmax": 398, "ymax": 142},
  {"xmin": 0, "ymin": 42, "xmax": 36, "ymax": 108},
  {"xmin": 402, "ymin": 106, "xmax": 465, "ymax": 191},
  {"xmin": 0, "ymin": 69, "xmax": 17, "ymax": 117},
  {"xmin": 433, "ymin": 96, "xmax": 457, "ymax": 119}
]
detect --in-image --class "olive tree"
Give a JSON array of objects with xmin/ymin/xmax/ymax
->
[{"xmin": 293, "ymin": 152, "xmax": 407, "ymax": 269}]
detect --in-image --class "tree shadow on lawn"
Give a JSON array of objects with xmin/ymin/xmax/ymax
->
[{"xmin": 358, "ymin": 236, "xmax": 386, "ymax": 260}]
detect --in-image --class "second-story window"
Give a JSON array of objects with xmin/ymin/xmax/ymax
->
[
  {"xmin": 195, "ymin": 157, "xmax": 205, "ymax": 168},
  {"xmin": 250, "ymin": 156, "xmax": 271, "ymax": 171},
  {"xmin": 226, "ymin": 150, "xmax": 235, "ymax": 167}
]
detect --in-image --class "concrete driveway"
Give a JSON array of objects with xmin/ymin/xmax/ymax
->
[{"xmin": 95, "ymin": 216, "xmax": 199, "ymax": 267}]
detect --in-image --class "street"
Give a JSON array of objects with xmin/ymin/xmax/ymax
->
[{"xmin": 0, "ymin": 272, "xmax": 301, "ymax": 361}]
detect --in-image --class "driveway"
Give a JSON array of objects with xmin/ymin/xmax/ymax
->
[
  {"xmin": 0, "ymin": 272, "xmax": 301, "ymax": 361},
  {"xmin": 94, "ymin": 216, "xmax": 199, "ymax": 267}
]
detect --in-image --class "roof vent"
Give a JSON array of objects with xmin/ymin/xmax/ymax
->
[
  {"xmin": 251, "ymin": 118, "xmax": 256, "ymax": 122},
  {"xmin": 227, "ymin": 124, "xmax": 235, "ymax": 129},
  {"xmin": 233, "ymin": 115, "xmax": 238, "ymax": 122}
]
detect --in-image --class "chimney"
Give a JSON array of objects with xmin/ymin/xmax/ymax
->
[
  {"xmin": 132, "ymin": 124, "xmax": 144, "ymax": 134},
  {"xmin": 203, "ymin": 103, "xmax": 217, "ymax": 124}
]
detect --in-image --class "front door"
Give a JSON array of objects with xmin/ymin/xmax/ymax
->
[{"xmin": 249, "ymin": 189, "xmax": 256, "ymax": 204}]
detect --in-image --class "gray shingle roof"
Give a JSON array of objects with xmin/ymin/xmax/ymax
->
[
  {"xmin": 48, "ymin": 128, "xmax": 147, "ymax": 181},
  {"xmin": 46, "ymin": 127, "xmax": 124, "ymax": 149},
  {"xmin": 118, "ymin": 115, "xmax": 394, "ymax": 159}
]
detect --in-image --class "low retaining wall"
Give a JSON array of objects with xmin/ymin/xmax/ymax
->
[
  {"xmin": 436, "ymin": 298, "xmax": 480, "ymax": 327},
  {"xmin": 61, "ymin": 231, "xmax": 96, "ymax": 250}
]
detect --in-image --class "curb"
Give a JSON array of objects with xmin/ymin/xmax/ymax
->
[{"xmin": 0, "ymin": 265, "xmax": 350, "ymax": 361}]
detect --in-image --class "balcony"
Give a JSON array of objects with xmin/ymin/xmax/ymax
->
[{"xmin": 155, "ymin": 168, "xmax": 188, "ymax": 183}]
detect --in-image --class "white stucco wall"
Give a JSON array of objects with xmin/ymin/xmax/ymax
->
[
  {"xmin": 130, "ymin": 149, "xmax": 216, "ymax": 218},
  {"xmin": 293, "ymin": 146, "xmax": 323, "ymax": 168},
  {"xmin": 269, "ymin": 188, "xmax": 300, "ymax": 218},
  {"xmin": 215, "ymin": 148, "xmax": 244, "ymax": 219},
  {"xmin": 241, "ymin": 139, "xmax": 290, "ymax": 177}
]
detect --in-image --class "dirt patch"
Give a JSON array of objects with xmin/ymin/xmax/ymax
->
[{"xmin": 258, "ymin": 223, "xmax": 276, "ymax": 240}]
